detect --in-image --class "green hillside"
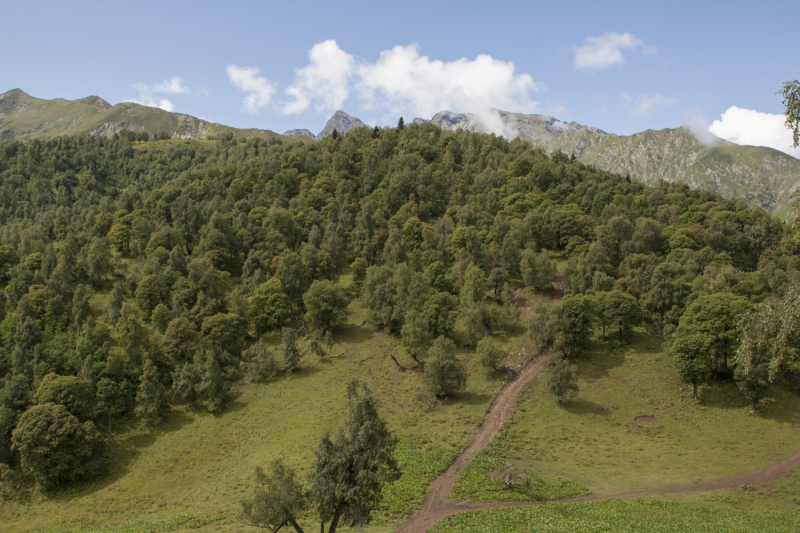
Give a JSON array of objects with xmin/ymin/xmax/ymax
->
[
  {"xmin": 0, "ymin": 89, "xmax": 295, "ymax": 143},
  {"xmin": 0, "ymin": 124, "xmax": 799, "ymax": 533}
]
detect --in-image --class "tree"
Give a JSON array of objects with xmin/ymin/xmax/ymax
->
[
  {"xmin": 734, "ymin": 361, "xmax": 770, "ymax": 411},
  {"xmin": 96, "ymin": 378, "xmax": 132, "ymax": 437},
  {"xmin": 397, "ymin": 116, "xmax": 404, "ymax": 129},
  {"xmin": 460, "ymin": 264, "xmax": 486, "ymax": 307},
  {"xmin": 543, "ymin": 354, "xmax": 579, "ymax": 403},
  {"xmin": 423, "ymin": 336, "xmax": 467, "ymax": 397},
  {"xmin": 309, "ymin": 380, "xmax": 399, "ymax": 533},
  {"xmin": 282, "ymin": 328, "xmax": 300, "ymax": 371},
  {"xmin": 86, "ymin": 237, "xmax": 113, "ymax": 285},
  {"xmin": 303, "ymin": 280, "xmax": 348, "ymax": 332},
  {"xmin": 242, "ymin": 342, "xmax": 279, "ymax": 382},
  {"xmin": 476, "ymin": 337, "xmax": 504, "ymax": 372},
  {"xmin": 671, "ymin": 331, "xmax": 711, "ymax": 402},
  {"xmin": 35, "ymin": 375, "xmax": 94, "ymax": 421},
  {"xmin": 422, "ymin": 292, "xmax": 459, "ymax": 338},
  {"xmin": 400, "ymin": 309, "xmax": 432, "ymax": 363},
  {"xmin": 162, "ymin": 317, "xmax": 198, "ymax": 365},
  {"xmin": 251, "ymin": 278, "xmax": 292, "ymax": 335},
  {"xmin": 151, "ymin": 303, "xmax": 171, "ymax": 334},
  {"xmin": 11, "ymin": 403, "xmax": 104, "ymax": 488},
  {"xmin": 241, "ymin": 459, "xmax": 307, "ymax": 533},
  {"xmin": 595, "ymin": 291, "xmax": 642, "ymax": 344},
  {"xmin": 135, "ymin": 360, "xmax": 168, "ymax": 424},
  {"xmin": 520, "ymin": 249, "xmax": 555, "ymax": 292},
  {"xmin": 779, "ymin": 80, "xmax": 800, "ymax": 148}
]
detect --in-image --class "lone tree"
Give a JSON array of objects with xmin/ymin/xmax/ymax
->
[
  {"xmin": 11, "ymin": 403, "xmax": 104, "ymax": 488},
  {"xmin": 241, "ymin": 458, "xmax": 306, "ymax": 533},
  {"xmin": 309, "ymin": 379, "xmax": 399, "ymax": 533},
  {"xmin": 423, "ymin": 336, "xmax": 468, "ymax": 397},
  {"xmin": 476, "ymin": 336, "xmax": 504, "ymax": 372},
  {"xmin": 543, "ymin": 354, "xmax": 579, "ymax": 404},
  {"xmin": 303, "ymin": 280, "xmax": 348, "ymax": 333}
]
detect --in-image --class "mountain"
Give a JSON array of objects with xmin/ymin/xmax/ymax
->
[
  {"xmin": 0, "ymin": 88, "xmax": 293, "ymax": 143},
  {"xmin": 424, "ymin": 110, "xmax": 800, "ymax": 216},
  {"xmin": 314, "ymin": 110, "xmax": 369, "ymax": 139}
]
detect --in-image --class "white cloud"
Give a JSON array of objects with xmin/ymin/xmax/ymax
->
[
  {"xmin": 709, "ymin": 106, "xmax": 800, "ymax": 158},
  {"xmin": 226, "ymin": 65, "xmax": 276, "ymax": 114},
  {"xmin": 573, "ymin": 32, "xmax": 655, "ymax": 71},
  {"xmin": 683, "ymin": 108, "xmax": 718, "ymax": 146},
  {"xmin": 622, "ymin": 92, "xmax": 676, "ymax": 115},
  {"xmin": 352, "ymin": 43, "xmax": 542, "ymax": 138},
  {"xmin": 128, "ymin": 76, "xmax": 189, "ymax": 111},
  {"xmin": 283, "ymin": 40, "xmax": 355, "ymax": 115}
]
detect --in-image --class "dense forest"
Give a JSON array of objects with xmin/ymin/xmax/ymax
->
[{"xmin": 0, "ymin": 122, "xmax": 798, "ymax": 494}]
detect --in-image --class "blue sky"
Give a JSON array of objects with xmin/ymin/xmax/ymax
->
[{"xmin": 2, "ymin": 0, "xmax": 798, "ymax": 155}]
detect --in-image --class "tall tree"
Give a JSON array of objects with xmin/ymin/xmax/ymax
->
[
  {"xmin": 779, "ymin": 80, "xmax": 800, "ymax": 148},
  {"xmin": 241, "ymin": 459, "xmax": 306, "ymax": 533},
  {"xmin": 309, "ymin": 380, "xmax": 399, "ymax": 533},
  {"xmin": 423, "ymin": 336, "xmax": 468, "ymax": 397}
]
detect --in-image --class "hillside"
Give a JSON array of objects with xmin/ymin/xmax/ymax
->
[
  {"xmin": 422, "ymin": 110, "xmax": 800, "ymax": 215},
  {"xmin": 0, "ymin": 89, "xmax": 294, "ymax": 143}
]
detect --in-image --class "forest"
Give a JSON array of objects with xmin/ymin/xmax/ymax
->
[{"xmin": 0, "ymin": 121, "xmax": 798, "ymax": 512}]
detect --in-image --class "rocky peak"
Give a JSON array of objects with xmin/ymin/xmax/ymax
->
[
  {"xmin": 316, "ymin": 110, "xmax": 368, "ymax": 139},
  {"xmin": 283, "ymin": 128, "xmax": 315, "ymax": 139}
]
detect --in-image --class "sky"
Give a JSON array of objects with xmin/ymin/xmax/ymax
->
[{"xmin": 1, "ymin": 0, "xmax": 798, "ymax": 157}]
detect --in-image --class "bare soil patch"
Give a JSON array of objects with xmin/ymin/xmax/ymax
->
[{"xmin": 634, "ymin": 416, "xmax": 657, "ymax": 424}]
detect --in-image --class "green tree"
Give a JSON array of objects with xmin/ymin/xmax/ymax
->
[
  {"xmin": 303, "ymin": 280, "xmax": 348, "ymax": 332},
  {"xmin": 734, "ymin": 361, "xmax": 771, "ymax": 411},
  {"xmin": 520, "ymin": 249, "xmax": 555, "ymax": 292},
  {"xmin": 282, "ymin": 328, "xmax": 300, "ymax": 371},
  {"xmin": 778, "ymin": 80, "xmax": 800, "ymax": 148},
  {"xmin": 400, "ymin": 309, "xmax": 432, "ymax": 363},
  {"xmin": 86, "ymin": 237, "xmax": 113, "ymax": 285},
  {"xmin": 671, "ymin": 331, "xmax": 711, "ymax": 402},
  {"xmin": 476, "ymin": 336, "xmax": 504, "ymax": 372},
  {"xmin": 135, "ymin": 360, "xmax": 168, "ymax": 424},
  {"xmin": 423, "ymin": 336, "xmax": 467, "ymax": 397},
  {"xmin": 35, "ymin": 375, "xmax": 94, "ymax": 421},
  {"xmin": 595, "ymin": 291, "xmax": 642, "ymax": 344},
  {"xmin": 242, "ymin": 342, "xmax": 279, "ymax": 382},
  {"xmin": 251, "ymin": 278, "xmax": 292, "ymax": 335},
  {"xmin": 162, "ymin": 317, "xmax": 198, "ymax": 365},
  {"xmin": 543, "ymin": 354, "xmax": 579, "ymax": 403},
  {"xmin": 95, "ymin": 378, "xmax": 132, "ymax": 437},
  {"xmin": 11, "ymin": 403, "xmax": 104, "ymax": 488},
  {"xmin": 151, "ymin": 303, "xmax": 171, "ymax": 334},
  {"xmin": 422, "ymin": 292, "xmax": 459, "ymax": 338},
  {"xmin": 241, "ymin": 459, "xmax": 307, "ymax": 533},
  {"xmin": 309, "ymin": 379, "xmax": 399, "ymax": 533},
  {"xmin": 460, "ymin": 264, "xmax": 486, "ymax": 307}
]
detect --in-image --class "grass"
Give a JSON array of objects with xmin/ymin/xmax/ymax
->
[
  {"xmin": 501, "ymin": 330, "xmax": 800, "ymax": 494},
  {"xmin": 428, "ymin": 500, "xmax": 800, "ymax": 533},
  {"xmin": 450, "ymin": 437, "xmax": 588, "ymax": 502},
  {"xmin": 0, "ymin": 299, "xmax": 518, "ymax": 533}
]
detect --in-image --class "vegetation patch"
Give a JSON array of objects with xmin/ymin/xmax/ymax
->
[{"xmin": 429, "ymin": 500, "xmax": 800, "ymax": 533}]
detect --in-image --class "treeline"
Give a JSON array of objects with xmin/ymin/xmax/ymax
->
[{"xmin": 0, "ymin": 122, "xmax": 797, "ymax": 490}]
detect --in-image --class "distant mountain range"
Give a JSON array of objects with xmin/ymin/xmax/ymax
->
[{"xmin": 2, "ymin": 89, "xmax": 798, "ymax": 216}]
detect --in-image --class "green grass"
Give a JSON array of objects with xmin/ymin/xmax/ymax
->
[
  {"xmin": 428, "ymin": 500, "xmax": 800, "ymax": 533},
  {"xmin": 0, "ymin": 299, "xmax": 518, "ymax": 533},
  {"xmin": 34, "ymin": 514, "xmax": 224, "ymax": 533},
  {"xmin": 501, "ymin": 330, "xmax": 800, "ymax": 494},
  {"xmin": 450, "ymin": 437, "xmax": 588, "ymax": 502}
]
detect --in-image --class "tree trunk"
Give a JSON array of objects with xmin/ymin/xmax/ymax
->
[
  {"xmin": 753, "ymin": 398, "xmax": 759, "ymax": 412},
  {"xmin": 327, "ymin": 508, "xmax": 342, "ymax": 533},
  {"xmin": 693, "ymin": 380, "xmax": 698, "ymax": 402},
  {"xmin": 272, "ymin": 520, "xmax": 287, "ymax": 533},
  {"xmin": 289, "ymin": 518, "xmax": 305, "ymax": 533}
]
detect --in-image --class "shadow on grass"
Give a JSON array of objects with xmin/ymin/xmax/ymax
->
[
  {"xmin": 448, "ymin": 391, "xmax": 493, "ymax": 407},
  {"xmin": 336, "ymin": 324, "xmax": 375, "ymax": 345},
  {"xmin": 561, "ymin": 397, "xmax": 610, "ymax": 416}
]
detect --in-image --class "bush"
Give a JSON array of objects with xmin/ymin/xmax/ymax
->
[{"xmin": 11, "ymin": 403, "xmax": 104, "ymax": 488}]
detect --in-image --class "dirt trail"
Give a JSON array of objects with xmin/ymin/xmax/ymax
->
[
  {"xmin": 394, "ymin": 279, "xmax": 800, "ymax": 532},
  {"xmin": 396, "ymin": 356, "xmax": 545, "ymax": 533}
]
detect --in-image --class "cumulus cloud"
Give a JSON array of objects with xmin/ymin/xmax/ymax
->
[
  {"xmin": 622, "ymin": 92, "xmax": 676, "ymax": 115},
  {"xmin": 226, "ymin": 65, "xmax": 276, "ymax": 114},
  {"xmin": 573, "ymin": 32, "xmax": 655, "ymax": 71},
  {"xmin": 128, "ymin": 76, "xmax": 189, "ymax": 111},
  {"xmin": 709, "ymin": 106, "xmax": 800, "ymax": 158},
  {"xmin": 683, "ymin": 108, "xmax": 718, "ymax": 146},
  {"xmin": 354, "ymin": 43, "xmax": 541, "ymax": 138},
  {"xmin": 283, "ymin": 40, "xmax": 355, "ymax": 115}
]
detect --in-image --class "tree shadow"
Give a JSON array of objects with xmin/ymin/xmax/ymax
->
[
  {"xmin": 561, "ymin": 397, "xmax": 610, "ymax": 416},
  {"xmin": 336, "ymin": 324, "xmax": 375, "ymax": 345},
  {"xmin": 446, "ymin": 390, "xmax": 493, "ymax": 407}
]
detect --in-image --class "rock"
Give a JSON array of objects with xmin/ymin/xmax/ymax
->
[
  {"xmin": 316, "ymin": 110, "xmax": 369, "ymax": 139},
  {"xmin": 283, "ymin": 129, "xmax": 315, "ymax": 138}
]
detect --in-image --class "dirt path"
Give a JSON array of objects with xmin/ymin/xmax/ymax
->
[
  {"xmin": 394, "ymin": 278, "xmax": 800, "ymax": 532},
  {"xmin": 396, "ymin": 355, "xmax": 545, "ymax": 533}
]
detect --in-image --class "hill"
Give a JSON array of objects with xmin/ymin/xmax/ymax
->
[
  {"xmin": 0, "ymin": 89, "xmax": 294, "ymax": 143},
  {"xmin": 421, "ymin": 110, "xmax": 800, "ymax": 215}
]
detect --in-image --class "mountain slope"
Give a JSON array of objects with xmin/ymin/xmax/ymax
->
[
  {"xmin": 425, "ymin": 110, "xmax": 800, "ymax": 215},
  {"xmin": 0, "ymin": 89, "xmax": 293, "ymax": 143}
]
